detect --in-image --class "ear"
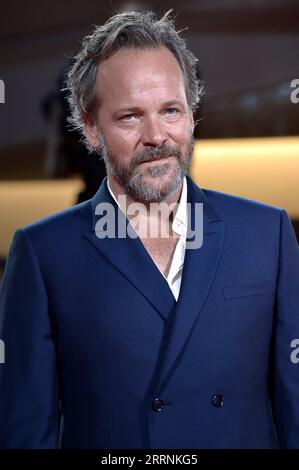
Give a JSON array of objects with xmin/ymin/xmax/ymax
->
[{"xmin": 83, "ymin": 112, "xmax": 100, "ymax": 149}]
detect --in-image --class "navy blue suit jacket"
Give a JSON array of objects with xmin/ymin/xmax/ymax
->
[{"xmin": 0, "ymin": 176, "xmax": 299, "ymax": 448}]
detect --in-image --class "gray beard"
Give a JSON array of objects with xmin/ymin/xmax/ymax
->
[{"xmin": 100, "ymin": 137, "xmax": 194, "ymax": 203}]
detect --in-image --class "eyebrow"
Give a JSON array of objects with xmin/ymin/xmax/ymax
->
[
  {"xmin": 161, "ymin": 100, "xmax": 186, "ymax": 108},
  {"xmin": 115, "ymin": 106, "xmax": 141, "ymax": 115},
  {"xmin": 114, "ymin": 100, "xmax": 186, "ymax": 116}
]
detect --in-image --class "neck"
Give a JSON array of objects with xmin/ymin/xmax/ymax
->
[{"xmin": 108, "ymin": 174, "xmax": 184, "ymax": 239}]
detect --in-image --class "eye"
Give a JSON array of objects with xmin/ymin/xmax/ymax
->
[
  {"xmin": 119, "ymin": 113, "xmax": 138, "ymax": 122},
  {"xmin": 164, "ymin": 107, "xmax": 180, "ymax": 116}
]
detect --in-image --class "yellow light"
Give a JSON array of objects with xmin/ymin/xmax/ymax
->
[{"xmin": 190, "ymin": 136, "xmax": 299, "ymax": 218}]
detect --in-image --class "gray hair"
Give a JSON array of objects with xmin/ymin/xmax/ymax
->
[{"xmin": 65, "ymin": 10, "xmax": 203, "ymax": 152}]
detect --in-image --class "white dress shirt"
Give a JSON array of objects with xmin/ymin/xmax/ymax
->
[{"xmin": 107, "ymin": 177, "xmax": 187, "ymax": 301}]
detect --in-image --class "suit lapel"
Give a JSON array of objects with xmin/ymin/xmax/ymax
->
[
  {"xmin": 83, "ymin": 177, "xmax": 175, "ymax": 323},
  {"xmin": 156, "ymin": 177, "xmax": 226, "ymax": 391}
]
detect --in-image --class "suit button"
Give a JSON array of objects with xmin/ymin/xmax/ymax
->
[
  {"xmin": 152, "ymin": 398, "xmax": 165, "ymax": 412},
  {"xmin": 212, "ymin": 394, "xmax": 224, "ymax": 408}
]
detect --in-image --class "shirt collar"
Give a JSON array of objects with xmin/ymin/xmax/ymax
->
[
  {"xmin": 172, "ymin": 176, "xmax": 187, "ymax": 237},
  {"xmin": 107, "ymin": 176, "xmax": 188, "ymax": 237},
  {"xmin": 107, "ymin": 178, "xmax": 120, "ymax": 207}
]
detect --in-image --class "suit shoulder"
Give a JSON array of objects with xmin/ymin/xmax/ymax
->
[
  {"xmin": 19, "ymin": 200, "xmax": 91, "ymax": 241},
  {"xmin": 202, "ymin": 188, "xmax": 283, "ymax": 219},
  {"xmin": 198, "ymin": 188, "xmax": 287, "ymax": 246}
]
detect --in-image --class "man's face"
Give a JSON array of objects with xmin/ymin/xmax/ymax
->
[{"xmin": 84, "ymin": 46, "xmax": 194, "ymax": 203}]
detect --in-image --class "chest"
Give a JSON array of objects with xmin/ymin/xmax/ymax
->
[{"xmin": 140, "ymin": 236, "xmax": 179, "ymax": 277}]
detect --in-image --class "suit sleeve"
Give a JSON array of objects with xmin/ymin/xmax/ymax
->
[
  {"xmin": 0, "ymin": 228, "xmax": 60, "ymax": 448},
  {"xmin": 271, "ymin": 210, "xmax": 299, "ymax": 448}
]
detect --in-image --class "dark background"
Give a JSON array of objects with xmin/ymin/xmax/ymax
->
[
  {"xmin": 1, "ymin": 0, "xmax": 298, "ymax": 177},
  {"xmin": 0, "ymin": 0, "xmax": 298, "ymax": 258}
]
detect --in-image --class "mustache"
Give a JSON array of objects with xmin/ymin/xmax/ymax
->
[{"xmin": 132, "ymin": 143, "xmax": 182, "ymax": 165}]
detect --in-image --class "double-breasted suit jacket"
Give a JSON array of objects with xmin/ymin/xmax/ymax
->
[{"xmin": 0, "ymin": 176, "xmax": 299, "ymax": 448}]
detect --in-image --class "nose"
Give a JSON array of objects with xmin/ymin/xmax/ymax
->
[{"xmin": 140, "ymin": 115, "xmax": 167, "ymax": 147}]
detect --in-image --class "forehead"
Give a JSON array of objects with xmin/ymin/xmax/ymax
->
[{"xmin": 95, "ymin": 46, "xmax": 187, "ymax": 107}]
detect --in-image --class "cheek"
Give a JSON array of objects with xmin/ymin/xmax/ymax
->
[
  {"xmin": 168, "ymin": 118, "xmax": 193, "ymax": 142},
  {"xmin": 105, "ymin": 127, "xmax": 138, "ymax": 154},
  {"xmin": 169, "ymin": 128, "xmax": 192, "ymax": 147}
]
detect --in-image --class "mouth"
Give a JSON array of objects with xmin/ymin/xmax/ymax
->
[{"xmin": 142, "ymin": 156, "xmax": 174, "ymax": 164}]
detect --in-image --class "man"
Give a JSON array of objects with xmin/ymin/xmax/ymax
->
[{"xmin": 0, "ymin": 11, "xmax": 299, "ymax": 449}]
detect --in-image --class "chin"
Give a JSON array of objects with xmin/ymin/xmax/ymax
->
[
  {"xmin": 127, "ymin": 162, "xmax": 183, "ymax": 202},
  {"xmin": 151, "ymin": 179, "xmax": 181, "ymax": 201}
]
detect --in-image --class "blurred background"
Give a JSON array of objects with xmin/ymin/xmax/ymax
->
[{"xmin": 0, "ymin": 0, "xmax": 298, "ymax": 275}]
